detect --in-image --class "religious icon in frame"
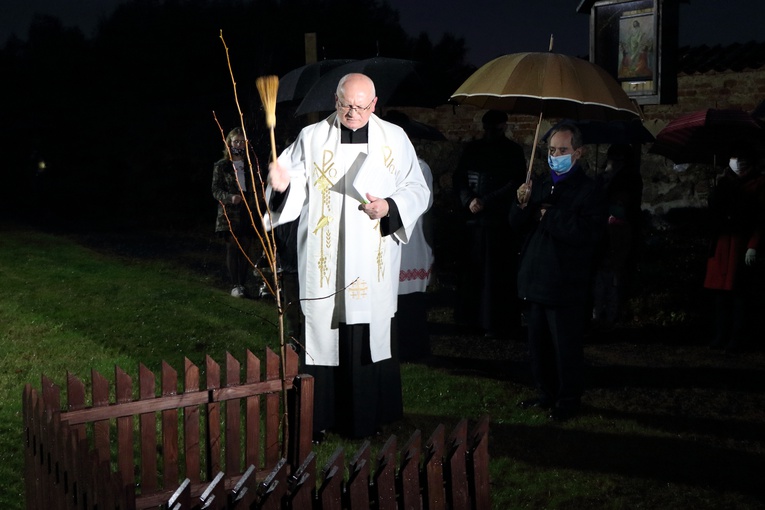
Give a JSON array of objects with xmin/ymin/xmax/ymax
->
[
  {"xmin": 585, "ymin": 0, "xmax": 678, "ymax": 105},
  {"xmin": 617, "ymin": 12, "xmax": 655, "ymax": 81}
]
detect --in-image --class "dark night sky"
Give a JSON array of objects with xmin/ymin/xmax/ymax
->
[{"xmin": 2, "ymin": 0, "xmax": 763, "ymax": 66}]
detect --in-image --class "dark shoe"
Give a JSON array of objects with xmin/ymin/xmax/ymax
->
[
  {"xmin": 517, "ymin": 398, "xmax": 552, "ymax": 410},
  {"xmin": 549, "ymin": 406, "xmax": 579, "ymax": 422}
]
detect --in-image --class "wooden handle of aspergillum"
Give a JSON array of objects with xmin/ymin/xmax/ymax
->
[{"xmin": 269, "ymin": 127, "xmax": 277, "ymax": 164}]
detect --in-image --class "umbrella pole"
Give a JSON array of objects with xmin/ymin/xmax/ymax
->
[{"xmin": 526, "ymin": 111, "xmax": 544, "ymax": 184}]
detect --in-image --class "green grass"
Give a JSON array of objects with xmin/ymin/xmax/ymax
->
[{"xmin": 1, "ymin": 222, "xmax": 763, "ymax": 509}]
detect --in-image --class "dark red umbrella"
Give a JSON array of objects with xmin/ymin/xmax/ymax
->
[{"xmin": 649, "ymin": 108, "xmax": 765, "ymax": 164}]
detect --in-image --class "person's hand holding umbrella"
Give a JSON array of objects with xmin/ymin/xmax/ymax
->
[{"xmin": 516, "ymin": 181, "xmax": 532, "ymax": 209}]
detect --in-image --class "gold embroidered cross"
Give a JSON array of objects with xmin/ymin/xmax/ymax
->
[{"xmin": 348, "ymin": 279, "xmax": 369, "ymax": 300}]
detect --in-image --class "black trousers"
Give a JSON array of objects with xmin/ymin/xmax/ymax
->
[
  {"xmin": 713, "ymin": 291, "xmax": 749, "ymax": 348},
  {"xmin": 300, "ymin": 321, "xmax": 403, "ymax": 438},
  {"xmin": 525, "ymin": 302, "xmax": 586, "ymax": 409}
]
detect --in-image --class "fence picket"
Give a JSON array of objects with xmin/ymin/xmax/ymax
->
[
  {"xmin": 92, "ymin": 369, "xmax": 111, "ymax": 465},
  {"xmin": 199, "ymin": 471, "xmax": 226, "ymax": 510},
  {"xmin": 445, "ymin": 419, "xmax": 469, "ymax": 510},
  {"xmin": 318, "ymin": 447, "xmax": 344, "ymax": 510},
  {"xmin": 256, "ymin": 458, "xmax": 288, "ymax": 510},
  {"xmin": 167, "ymin": 478, "xmax": 191, "ymax": 510},
  {"xmin": 139, "ymin": 363, "xmax": 159, "ymax": 494},
  {"xmin": 244, "ymin": 350, "xmax": 261, "ymax": 469},
  {"xmin": 65, "ymin": 372, "xmax": 86, "ymax": 442},
  {"xmin": 467, "ymin": 415, "xmax": 491, "ymax": 510},
  {"xmin": 373, "ymin": 435, "xmax": 397, "ymax": 510},
  {"xmin": 423, "ymin": 424, "xmax": 445, "ymax": 510},
  {"xmin": 347, "ymin": 441, "xmax": 371, "ymax": 510},
  {"xmin": 229, "ymin": 464, "xmax": 258, "ymax": 508},
  {"xmin": 184, "ymin": 358, "xmax": 201, "ymax": 485},
  {"xmin": 162, "ymin": 361, "xmax": 180, "ymax": 488},
  {"xmin": 205, "ymin": 355, "xmax": 222, "ymax": 479},
  {"xmin": 264, "ymin": 348, "xmax": 281, "ymax": 467},
  {"xmin": 115, "ymin": 366, "xmax": 135, "ymax": 490},
  {"xmin": 286, "ymin": 451, "xmax": 316, "ymax": 509},
  {"xmin": 225, "ymin": 352, "xmax": 242, "ymax": 477},
  {"xmin": 287, "ymin": 374, "xmax": 313, "ymax": 467},
  {"xmin": 52, "ymin": 413, "xmax": 68, "ymax": 510},
  {"xmin": 398, "ymin": 430, "xmax": 422, "ymax": 510},
  {"xmin": 22, "ymin": 386, "xmax": 40, "ymax": 510}
]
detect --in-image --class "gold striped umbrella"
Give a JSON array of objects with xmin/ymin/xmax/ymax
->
[{"xmin": 450, "ymin": 52, "xmax": 642, "ymax": 179}]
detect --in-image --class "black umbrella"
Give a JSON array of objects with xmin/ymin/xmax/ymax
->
[
  {"xmin": 276, "ymin": 59, "xmax": 357, "ymax": 103},
  {"xmin": 295, "ymin": 57, "xmax": 433, "ymax": 116},
  {"xmin": 541, "ymin": 118, "xmax": 654, "ymax": 145},
  {"xmin": 382, "ymin": 110, "xmax": 446, "ymax": 141}
]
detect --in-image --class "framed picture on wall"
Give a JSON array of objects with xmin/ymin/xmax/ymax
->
[
  {"xmin": 617, "ymin": 11, "xmax": 655, "ymax": 82},
  {"xmin": 584, "ymin": 0, "xmax": 678, "ymax": 105}
]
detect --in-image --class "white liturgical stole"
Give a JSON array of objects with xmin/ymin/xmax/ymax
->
[{"xmin": 264, "ymin": 113, "xmax": 429, "ymax": 366}]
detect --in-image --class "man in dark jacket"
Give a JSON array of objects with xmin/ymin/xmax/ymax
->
[
  {"xmin": 510, "ymin": 122, "xmax": 607, "ymax": 421},
  {"xmin": 453, "ymin": 110, "xmax": 527, "ymax": 338}
]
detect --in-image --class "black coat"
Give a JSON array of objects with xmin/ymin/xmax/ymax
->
[
  {"xmin": 211, "ymin": 158, "xmax": 259, "ymax": 234},
  {"xmin": 510, "ymin": 167, "xmax": 607, "ymax": 307}
]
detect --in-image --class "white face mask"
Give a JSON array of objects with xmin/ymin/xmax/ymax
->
[{"xmin": 729, "ymin": 158, "xmax": 741, "ymax": 175}]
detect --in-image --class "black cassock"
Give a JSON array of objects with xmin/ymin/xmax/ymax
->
[{"xmin": 301, "ymin": 321, "xmax": 402, "ymax": 439}]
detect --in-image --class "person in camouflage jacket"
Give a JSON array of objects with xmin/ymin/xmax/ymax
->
[{"xmin": 211, "ymin": 127, "xmax": 261, "ymax": 297}]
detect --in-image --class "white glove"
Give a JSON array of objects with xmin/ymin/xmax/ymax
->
[{"xmin": 745, "ymin": 248, "xmax": 756, "ymax": 266}]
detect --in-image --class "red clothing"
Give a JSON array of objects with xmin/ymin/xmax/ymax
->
[{"xmin": 704, "ymin": 172, "xmax": 765, "ymax": 291}]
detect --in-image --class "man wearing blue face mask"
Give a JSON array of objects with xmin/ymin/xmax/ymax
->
[{"xmin": 509, "ymin": 122, "xmax": 607, "ymax": 422}]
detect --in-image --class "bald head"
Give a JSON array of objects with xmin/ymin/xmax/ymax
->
[
  {"xmin": 336, "ymin": 73, "xmax": 376, "ymax": 98},
  {"xmin": 335, "ymin": 73, "xmax": 378, "ymax": 130}
]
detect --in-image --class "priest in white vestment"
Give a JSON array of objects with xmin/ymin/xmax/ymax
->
[{"xmin": 264, "ymin": 73, "xmax": 430, "ymax": 438}]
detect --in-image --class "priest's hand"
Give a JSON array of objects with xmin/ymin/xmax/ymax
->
[
  {"xmin": 359, "ymin": 193, "xmax": 389, "ymax": 220},
  {"xmin": 268, "ymin": 161, "xmax": 290, "ymax": 192}
]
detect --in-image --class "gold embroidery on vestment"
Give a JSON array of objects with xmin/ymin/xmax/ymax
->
[
  {"xmin": 313, "ymin": 149, "xmax": 336, "ymax": 287},
  {"xmin": 348, "ymin": 278, "xmax": 369, "ymax": 300},
  {"xmin": 373, "ymin": 220, "xmax": 385, "ymax": 281},
  {"xmin": 383, "ymin": 146, "xmax": 396, "ymax": 175}
]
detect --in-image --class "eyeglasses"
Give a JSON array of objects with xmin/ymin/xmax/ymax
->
[{"xmin": 336, "ymin": 98, "xmax": 375, "ymax": 114}]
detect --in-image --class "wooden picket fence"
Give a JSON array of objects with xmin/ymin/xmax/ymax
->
[
  {"xmin": 23, "ymin": 347, "xmax": 491, "ymax": 509},
  {"xmin": 164, "ymin": 415, "xmax": 491, "ymax": 510}
]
